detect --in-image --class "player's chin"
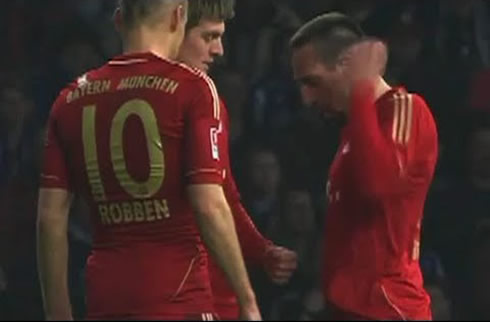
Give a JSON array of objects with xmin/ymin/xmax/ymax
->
[
  {"xmin": 320, "ymin": 110, "xmax": 345, "ymax": 125},
  {"xmin": 201, "ymin": 63, "xmax": 210, "ymax": 73},
  {"xmin": 322, "ymin": 109, "xmax": 341, "ymax": 119}
]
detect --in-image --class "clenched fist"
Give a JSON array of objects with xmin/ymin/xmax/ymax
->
[
  {"xmin": 264, "ymin": 246, "xmax": 298, "ymax": 285},
  {"xmin": 343, "ymin": 38, "xmax": 388, "ymax": 84}
]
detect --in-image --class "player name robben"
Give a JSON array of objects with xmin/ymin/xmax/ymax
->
[{"xmin": 98, "ymin": 198, "xmax": 170, "ymax": 225}]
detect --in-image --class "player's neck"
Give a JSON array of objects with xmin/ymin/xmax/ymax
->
[
  {"xmin": 123, "ymin": 29, "xmax": 177, "ymax": 61},
  {"xmin": 373, "ymin": 77, "xmax": 392, "ymax": 101}
]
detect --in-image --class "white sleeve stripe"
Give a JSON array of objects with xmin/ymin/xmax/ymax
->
[
  {"xmin": 392, "ymin": 93, "xmax": 401, "ymax": 142},
  {"xmin": 397, "ymin": 93, "xmax": 407, "ymax": 144},
  {"xmin": 404, "ymin": 94, "xmax": 413, "ymax": 145},
  {"xmin": 393, "ymin": 92, "xmax": 413, "ymax": 145},
  {"xmin": 201, "ymin": 75, "xmax": 220, "ymax": 120},
  {"xmin": 163, "ymin": 59, "xmax": 220, "ymax": 120},
  {"xmin": 381, "ymin": 285, "xmax": 408, "ymax": 321}
]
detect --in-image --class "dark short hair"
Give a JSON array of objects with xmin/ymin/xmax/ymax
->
[
  {"xmin": 119, "ymin": 0, "xmax": 184, "ymax": 30},
  {"xmin": 289, "ymin": 12, "xmax": 364, "ymax": 65},
  {"xmin": 186, "ymin": 0, "xmax": 235, "ymax": 31}
]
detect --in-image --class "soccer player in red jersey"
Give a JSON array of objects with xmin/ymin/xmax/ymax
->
[
  {"xmin": 177, "ymin": 0, "xmax": 298, "ymax": 319},
  {"xmin": 36, "ymin": 0, "xmax": 260, "ymax": 320},
  {"xmin": 289, "ymin": 13, "xmax": 438, "ymax": 320}
]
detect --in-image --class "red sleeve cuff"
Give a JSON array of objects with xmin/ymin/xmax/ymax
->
[
  {"xmin": 248, "ymin": 239, "xmax": 274, "ymax": 267},
  {"xmin": 186, "ymin": 169, "xmax": 224, "ymax": 184},
  {"xmin": 39, "ymin": 174, "xmax": 71, "ymax": 191}
]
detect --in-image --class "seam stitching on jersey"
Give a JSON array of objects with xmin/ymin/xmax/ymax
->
[
  {"xmin": 108, "ymin": 59, "xmax": 148, "ymax": 65},
  {"xmin": 381, "ymin": 285, "xmax": 407, "ymax": 321},
  {"xmin": 159, "ymin": 56, "xmax": 221, "ymax": 120},
  {"xmin": 404, "ymin": 94, "xmax": 413, "ymax": 145},
  {"xmin": 168, "ymin": 245, "xmax": 200, "ymax": 301},
  {"xmin": 392, "ymin": 92, "xmax": 401, "ymax": 143},
  {"xmin": 393, "ymin": 90, "xmax": 413, "ymax": 147},
  {"xmin": 185, "ymin": 169, "xmax": 222, "ymax": 177}
]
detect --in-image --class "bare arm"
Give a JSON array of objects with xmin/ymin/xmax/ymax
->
[
  {"xmin": 37, "ymin": 188, "xmax": 73, "ymax": 321},
  {"xmin": 187, "ymin": 184, "xmax": 260, "ymax": 320}
]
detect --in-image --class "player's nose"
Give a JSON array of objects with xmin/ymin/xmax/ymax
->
[
  {"xmin": 210, "ymin": 39, "xmax": 224, "ymax": 57},
  {"xmin": 300, "ymin": 87, "xmax": 316, "ymax": 109}
]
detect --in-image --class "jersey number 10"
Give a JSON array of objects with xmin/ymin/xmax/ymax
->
[{"xmin": 82, "ymin": 99, "xmax": 165, "ymax": 202}]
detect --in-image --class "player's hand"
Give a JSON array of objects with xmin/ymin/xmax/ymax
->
[
  {"xmin": 264, "ymin": 245, "xmax": 298, "ymax": 285},
  {"xmin": 46, "ymin": 314, "xmax": 74, "ymax": 321},
  {"xmin": 343, "ymin": 38, "xmax": 388, "ymax": 84},
  {"xmin": 239, "ymin": 301, "xmax": 262, "ymax": 321},
  {"xmin": 45, "ymin": 308, "xmax": 74, "ymax": 321}
]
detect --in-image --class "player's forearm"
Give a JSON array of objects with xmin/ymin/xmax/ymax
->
[
  {"xmin": 348, "ymin": 82, "xmax": 400, "ymax": 197},
  {"xmin": 37, "ymin": 217, "xmax": 72, "ymax": 320},
  {"xmin": 193, "ymin": 197, "xmax": 256, "ymax": 308}
]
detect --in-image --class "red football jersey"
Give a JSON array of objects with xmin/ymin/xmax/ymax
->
[
  {"xmin": 323, "ymin": 85, "xmax": 438, "ymax": 320},
  {"xmin": 40, "ymin": 52, "xmax": 225, "ymax": 319},
  {"xmin": 207, "ymin": 100, "xmax": 272, "ymax": 320}
]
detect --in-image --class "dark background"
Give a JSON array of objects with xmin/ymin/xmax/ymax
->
[{"xmin": 1, "ymin": 0, "xmax": 490, "ymax": 320}]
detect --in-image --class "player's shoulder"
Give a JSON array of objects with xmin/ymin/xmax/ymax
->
[
  {"xmin": 161, "ymin": 61, "xmax": 222, "ymax": 117},
  {"xmin": 145, "ymin": 56, "xmax": 213, "ymax": 85},
  {"xmin": 379, "ymin": 87, "xmax": 434, "ymax": 122},
  {"xmin": 152, "ymin": 58, "xmax": 221, "ymax": 102},
  {"xmin": 50, "ymin": 66, "xmax": 105, "ymax": 113},
  {"xmin": 172, "ymin": 61, "xmax": 219, "ymax": 95},
  {"xmin": 105, "ymin": 53, "xmax": 218, "ymax": 95},
  {"xmin": 379, "ymin": 87, "xmax": 437, "ymax": 144}
]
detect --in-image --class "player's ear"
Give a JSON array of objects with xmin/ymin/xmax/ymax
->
[
  {"xmin": 169, "ymin": 3, "xmax": 187, "ymax": 32},
  {"xmin": 338, "ymin": 42, "xmax": 356, "ymax": 66},
  {"xmin": 374, "ymin": 40, "xmax": 389, "ymax": 76},
  {"xmin": 335, "ymin": 49, "xmax": 351, "ymax": 75},
  {"xmin": 114, "ymin": 7, "xmax": 123, "ymax": 34}
]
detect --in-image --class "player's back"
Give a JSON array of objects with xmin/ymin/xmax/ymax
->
[{"xmin": 49, "ymin": 52, "xmax": 218, "ymax": 319}]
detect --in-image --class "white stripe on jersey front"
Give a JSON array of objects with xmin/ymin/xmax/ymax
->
[{"xmin": 403, "ymin": 94, "xmax": 413, "ymax": 145}]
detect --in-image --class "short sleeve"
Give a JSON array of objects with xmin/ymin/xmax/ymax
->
[
  {"xmin": 40, "ymin": 96, "xmax": 72, "ymax": 190},
  {"xmin": 184, "ymin": 76, "xmax": 225, "ymax": 184}
]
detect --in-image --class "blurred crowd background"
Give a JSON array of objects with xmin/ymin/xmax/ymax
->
[{"xmin": 1, "ymin": 0, "xmax": 490, "ymax": 320}]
